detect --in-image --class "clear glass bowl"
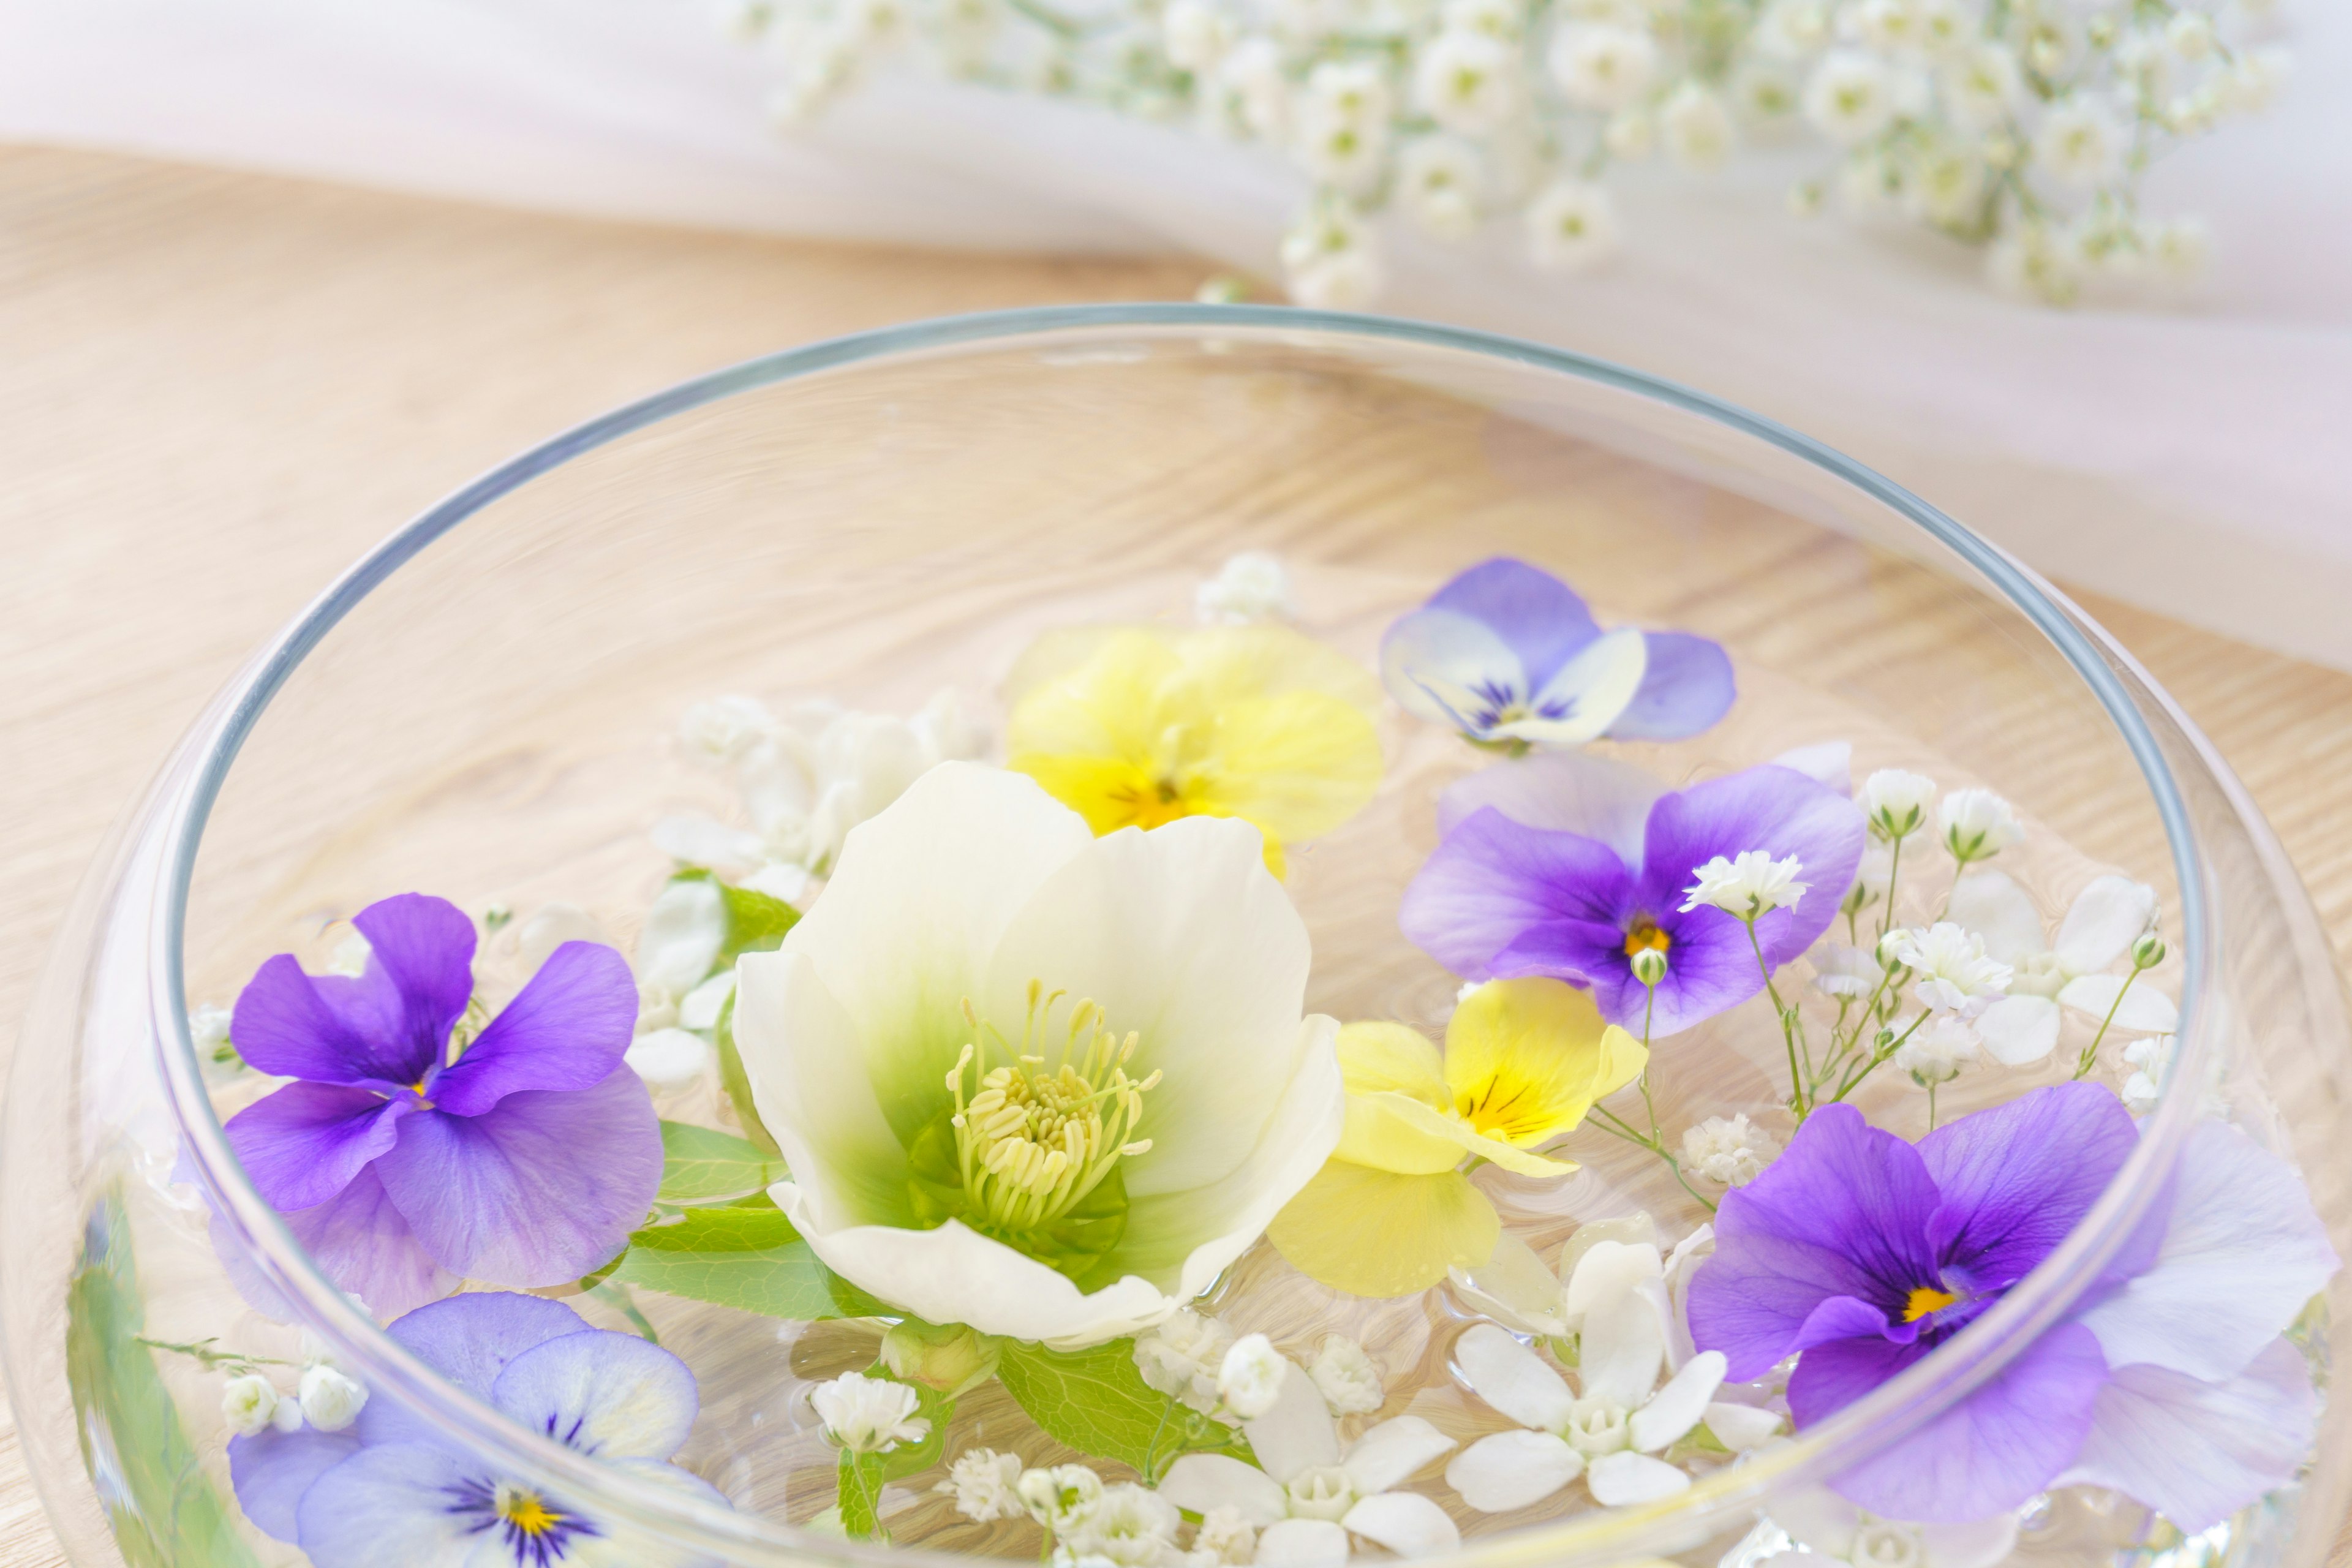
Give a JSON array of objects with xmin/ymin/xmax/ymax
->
[{"xmin": 4, "ymin": 305, "xmax": 2346, "ymax": 1568}]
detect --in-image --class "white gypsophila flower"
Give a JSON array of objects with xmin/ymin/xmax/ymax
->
[
  {"xmin": 927, "ymin": 0, "xmax": 1001, "ymax": 70},
  {"xmin": 1396, "ymin": 136, "xmax": 1485, "ymax": 240},
  {"xmin": 1217, "ymin": 36, "xmax": 1289, "ymax": 139},
  {"xmin": 2034, "ymin": 95, "xmax": 2129, "ymax": 187},
  {"xmin": 1415, "ymin": 28, "xmax": 1518, "ymax": 134},
  {"xmin": 1681, "ymin": 850, "xmax": 1808, "ymax": 919},
  {"xmin": 1218, "ymin": 1334, "xmax": 1289, "ymax": 1419},
  {"xmin": 325, "ymin": 930, "xmax": 371, "ymax": 979},
  {"xmin": 1987, "ymin": 221, "xmax": 2086, "ymax": 305},
  {"xmin": 1860, "ymin": 768, "xmax": 1937, "ymax": 842},
  {"xmin": 938, "ymin": 1447, "xmax": 1026, "ymax": 1521},
  {"xmin": 680, "ymin": 694, "xmax": 782, "ymax": 767},
  {"xmin": 1939, "ymin": 41, "xmax": 2021, "ymax": 130},
  {"xmin": 1303, "ymin": 57, "xmax": 1391, "ymax": 126},
  {"xmin": 1306, "ymin": 1335, "xmax": 1385, "ymax": 1414},
  {"xmin": 812, "ymin": 1372, "xmax": 930, "ymax": 1454},
  {"xmin": 1604, "ymin": 107, "xmax": 1656, "ymax": 158},
  {"xmin": 1191, "ymin": 1506, "xmax": 1259, "ymax": 1566},
  {"xmin": 1906, "ymin": 140, "xmax": 1986, "ymax": 227},
  {"xmin": 1803, "ymin": 50, "xmax": 1897, "ymax": 145},
  {"xmin": 1445, "ymin": 0, "xmax": 1522, "ymax": 39},
  {"xmin": 1163, "ymin": 0, "xmax": 1237, "ymax": 71},
  {"xmin": 1947, "ymin": 870, "xmax": 2173, "ymax": 1066},
  {"xmin": 190, "ymin": 1002, "xmax": 234, "ymax": 1055},
  {"xmin": 222, "ymin": 1375, "xmax": 281, "ymax": 1438},
  {"xmin": 271, "ymin": 1392, "xmax": 305, "ymax": 1433},
  {"xmin": 1020, "ymin": 1465, "xmax": 1107, "ymax": 1534},
  {"xmin": 1732, "ymin": 64, "xmax": 1799, "ymax": 121},
  {"xmin": 1281, "ymin": 202, "xmax": 1385, "ymax": 308},
  {"xmin": 1849, "ymin": 0, "xmax": 1922, "ymax": 55},
  {"xmin": 2163, "ymin": 9, "xmax": 2215, "ymax": 62},
  {"xmin": 1195, "ymin": 552, "xmax": 1300, "ymax": 625},
  {"xmin": 1753, "ymin": 0, "xmax": 1832, "ymax": 59},
  {"xmin": 1294, "ymin": 105, "xmax": 1391, "ymax": 189},
  {"xmin": 1680, "ymin": 1114, "xmax": 1781, "ymax": 1186},
  {"xmin": 296, "ymin": 1363, "xmax": 368, "ymax": 1433},
  {"xmin": 1059, "ymin": 1483, "xmax": 1183, "ymax": 1568},
  {"xmin": 1659, "ymin": 81, "xmax": 1736, "ymax": 170},
  {"xmin": 1887, "ymin": 922, "xmax": 2012, "ymax": 1017},
  {"xmin": 1525, "ymin": 179, "xmax": 1619, "ymax": 269},
  {"xmin": 1938, "ymin": 787, "xmax": 2022, "ymax": 862},
  {"xmin": 1547, "ymin": 23, "xmax": 1657, "ymax": 110},
  {"xmin": 1893, "ymin": 1012, "xmax": 1981, "ymax": 1086},
  {"xmin": 1134, "ymin": 1310, "xmax": 1237, "ymax": 1414},
  {"xmin": 1810, "ymin": 943, "xmax": 1884, "ymax": 1000},
  {"xmin": 2121, "ymin": 1033, "xmax": 2174, "ymax": 1113}
]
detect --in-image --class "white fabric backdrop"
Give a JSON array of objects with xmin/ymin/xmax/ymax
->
[{"xmin": 7, "ymin": 0, "xmax": 2349, "ymax": 666}]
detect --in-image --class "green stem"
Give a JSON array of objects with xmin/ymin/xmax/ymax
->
[
  {"xmin": 1877, "ymin": 835, "xmax": 1905, "ymax": 942},
  {"xmin": 2074, "ymin": 969, "xmax": 2141, "ymax": 1079},
  {"xmin": 1834, "ymin": 1011, "xmax": 1931, "ymax": 1102},
  {"xmin": 135, "ymin": 1337, "xmax": 288, "ymax": 1376},
  {"xmin": 1140, "ymin": 1395, "xmax": 1178, "ymax": 1485},
  {"xmin": 1747, "ymin": 919, "xmax": 1808, "ymax": 1118}
]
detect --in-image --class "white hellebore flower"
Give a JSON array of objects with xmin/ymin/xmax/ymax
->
[
  {"xmin": 1219, "ymin": 1335, "xmax": 1291, "ymax": 1420},
  {"xmin": 813, "ymin": 1371, "xmax": 930, "ymax": 1454},
  {"xmin": 1771, "ymin": 1487, "xmax": 2021, "ymax": 1568},
  {"xmin": 1936, "ymin": 787, "xmax": 2020, "ymax": 862},
  {"xmin": 1307, "ymin": 1336, "xmax": 1385, "ymax": 1415},
  {"xmin": 1136, "ymin": 1310, "xmax": 1238, "ymax": 1414},
  {"xmin": 1161, "ymin": 1357, "xmax": 1460, "ymax": 1562},
  {"xmin": 222, "ymin": 1374, "xmax": 282, "ymax": 1438},
  {"xmin": 296, "ymin": 1363, "xmax": 369, "ymax": 1433},
  {"xmin": 1858, "ymin": 768, "xmax": 1936, "ymax": 842},
  {"xmin": 1885, "ymin": 922, "xmax": 2011, "ymax": 1017},
  {"xmin": 735, "ymin": 764, "xmax": 1346, "ymax": 1348},
  {"xmin": 1196, "ymin": 552, "xmax": 1300, "ymax": 625},
  {"xmin": 1525, "ymin": 180, "xmax": 1620, "ymax": 270},
  {"xmin": 1547, "ymin": 24, "xmax": 1657, "ymax": 111},
  {"xmin": 1947, "ymin": 870, "xmax": 2173, "ymax": 1066},
  {"xmin": 938, "ymin": 1448, "xmax": 1027, "ymax": 1521},
  {"xmin": 1803, "ymin": 51, "xmax": 1896, "ymax": 145},
  {"xmin": 1679, "ymin": 1114, "xmax": 1780, "ymax": 1186},
  {"xmin": 1681, "ymin": 851, "xmax": 1807, "ymax": 919}
]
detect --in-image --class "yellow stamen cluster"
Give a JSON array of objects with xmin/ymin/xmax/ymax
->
[
  {"xmin": 495, "ymin": 1482, "xmax": 562, "ymax": 1537},
  {"xmin": 1902, "ymin": 1284, "xmax": 1958, "ymax": 1322},
  {"xmin": 946, "ymin": 981, "xmax": 1158, "ymax": 1237}
]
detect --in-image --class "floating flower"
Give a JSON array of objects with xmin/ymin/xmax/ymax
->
[
  {"xmin": 1219, "ymin": 1334, "xmax": 1291, "ymax": 1419},
  {"xmin": 1005, "ymin": 624, "xmax": 1383, "ymax": 877},
  {"xmin": 1267, "ymin": 978, "xmax": 1644, "ymax": 1297},
  {"xmin": 1058, "ymin": 1483, "xmax": 1184, "ymax": 1566},
  {"xmin": 1857, "ymin": 768, "xmax": 1936, "ymax": 842},
  {"xmin": 1891, "ymin": 1014, "xmax": 1981, "ymax": 1086},
  {"xmin": 1134, "ymin": 1310, "xmax": 1237, "ymax": 1414},
  {"xmin": 296, "ymin": 1364, "xmax": 368, "ymax": 1433},
  {"xmin": 1525, "ymin": 179, "xmax": 1622, "ymax": 270},
  {"xmin": 228, "ymin": 1292, "xmax": 724, "ymax": 1567},
  {"xmin": 1161, "ymin": 1354, "xmax": 1459, "ymax": 1560},
  {"xmin": 1679, "ymin": 1114, "xmax": 1781, "ymax": 1187},
  {"xmin": 1379, "ymin": 559, "xmax": 1732, "ymax": 751},
  {"xmin": 813, "ymin": 1371, "xmax": 931, "ymax": 1454},
  {"xmin": 1936, "ymin": 788, "xmax": 2021, "ymax": 864},
  {"xmin": 1403, "ymin": 755, "xmax": 1864, "ymax": 1037},
  {"xmin": 222, "ymin": 894, "xmax": 660, "ymax": 1319},
  {"xmin": 734, "ymin": 763, "xmax": 1344, "ymax": 1347},
  {"xmin": 1947, "ymin": 869, "xmax": 2173, "ymax": 1066},
  {"xmin": 1446, "ymin": 1233, "xmax": 1734, "ymax": 1510},
  {"xmin": 222, "ymin": 1374, "xmax": 284, "ymax": 1438},
  {"xmin": 1196, "ymin": 552, "xmax": 1300, "ymax": 625},
  {"xmin": 1307, "ymin": 1336, "xmax": 1385, "ymax": 1414},
  {"xmin": 1681, "ymin": 851, "xmax": 1808, "ymax": 919},
  {"xmin": 938, "ymin": 1449, "xmax": 1027, "ymax": 1522},
  {"xmin": 1884, "ymin": 923, "xmax": 2011, "ymax": 1018},
  {"xmin": 1686, "ymin": 1085, "xmax": 2338, "ymax": 1526},
  {"xmin": 1020, "ymin": 1465, "xmax": 1109, "ymax": 1536}
]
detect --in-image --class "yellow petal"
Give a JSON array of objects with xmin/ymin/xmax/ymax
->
[
  {"xmin": 1189, "ymin": 691, "xmax": 1384, "ymax": 846},
  {"xmin": 1445, "ymin": 978, "xmax": 1649, "ymax": 1149},
  {"xmin": 1267, "ymin": 1161, "xmax": 1501, "ymax": 1298},
  {"xmin": 1335, "ymin": 1022, "xmax": 1449, "ymax": 1102},
  {"xmin": 1338, "ymin": 1092, "xmax": 1477, "ymax": 1175}
]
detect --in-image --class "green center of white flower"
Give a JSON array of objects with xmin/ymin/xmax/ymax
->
[{"xmin": 913, "ymin": 982, "xmax": 1158, "ymax": 1281}]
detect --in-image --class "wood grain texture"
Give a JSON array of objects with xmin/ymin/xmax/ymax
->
[{"xmin": 2, "ymin": 143, "xmax": 2348, "ymax": 1567}]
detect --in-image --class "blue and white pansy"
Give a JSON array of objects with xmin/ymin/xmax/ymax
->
[
  {"xmin": 1380, "ymin": 558, "xmax": 1734, "ymax": 752},
  {"xmin": 228, "ymin": 1292, "xmax": 725, "ymax": 1568}
]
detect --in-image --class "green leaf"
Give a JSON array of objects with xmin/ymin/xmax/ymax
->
[
  {"xmin": 712, "ymin": 991, "xmax": 782, "ymax": 1158},
  {"xmin": 831, "ymin": 1371, "xmax": 952, "ymax": 1542},
  {"xmin": 996, "ymin": 1340, "xmax": 1250, "ymax": 1477},
  {"xmin": 837, "ymin": 1451, "xmax": 883, "ymax": 1540},
  {"xmin": 609, "ymin": 1202, "xmax": 886, "ymax": 1319},
  {"xmin": 66, "ymin": 1189, "xmax": 264, "ymax": 1568},
  {"xmin": 658, "ymin": 1120, "xmax": 784, "ymax": 1204},
  {"xmin": 718, "ymin": 882, "xmax": 800, "ymax": 961}
]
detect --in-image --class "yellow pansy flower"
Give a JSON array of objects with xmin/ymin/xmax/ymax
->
[
  {"xmin": 1004, "ymin": 624, "xmax": 1384, "ymax": 875},
  {"xmin": 1267, "ymin": 978, "xmax": 1646, "ymax": 1298}
]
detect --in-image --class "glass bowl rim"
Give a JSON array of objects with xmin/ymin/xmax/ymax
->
[{"xmin": 151, "ymin": 303, "xmax": 2214, "ymax": 1568}]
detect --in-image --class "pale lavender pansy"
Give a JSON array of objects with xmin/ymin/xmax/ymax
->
[
  {"xmin": 1400, "ymin": 755, "xmax": 1864, "ymax": 1037},
  {"xmin": 1686, "ymin": 1084, "xmax": 2336, "ymax": 1528},
  {"xmin": 229, "ymin": 1292, "xmax": 726, "ymax": 1567},
  {"xmin": 223, "ymin": 894, "xmax": 662, "ymax": 1318},
  {"xmin": 1380, "ymin": 558, "xmax": 1734, "ymax": 749}
]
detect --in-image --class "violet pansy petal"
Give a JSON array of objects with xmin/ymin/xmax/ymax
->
[
  {"xmin": 1638, "ymin": 766, "xmax": 1866, "ymax": 968},
  {"xmin": 231, "ymin": 956, "xmax": 421, "ymax": 1088},
  {"xmin": 2059, "ymin": 1337, "xmax": 2315, "ymax": 1534},
  {"xmin": 382, "ymin": 1290, "xmax": 592, "ymax": 1400},
  {"xmin": 1379, "ymin": 609, "xmax": 1529, "ymax": 732},
  {"xmin": 282, "ymin": 1165, "xmax": 461, "ymax": 1321},
  {"xmin": 228, "ymin": 1427, "xmax": 363, "ymax": 1542},
  {"xmin": 1423, "ymin": 556, "xmax": 1604, "ymax": 687},
  {"xmin": 428, "ymin": 941, "xmax": 639, "ymax": 1117},
  {"xmin": 1917, "ymin": 1082, "xmax": 2138, "ymax": 1294},
  {"xmin": 1606, "ymin": 630, "xmax": 1736, "ymax": 742},
  {"xmin": 1687, "ymin": 1105, "xmax": 1944, "ymax": 1380},
  {"xmin": 293, "ymin": 1442, "xmax": 486, "ymax": 1568},
  {"xmin": 1434, "ymin": 752, "xmax": 1664, "ymax": 863},
  {"xmin": 374, "ymin": 1070, "xmax": 660, "ymax": 1287},
  {"xmin": 225, "ymin": 1082, "xmax": 409, "ymax": 1213},
  {"xmin": 1800, "ymin": 1321, "xmax": 2109, "ymax": 1523},
  {"xmin": 350, "ymin": 892, "xmax": 480, "ymax": 1062},
  {"xmin": 489, "ymin": 1329, "xmax": 701, "ymax": 1461},
  {"xmin": 1487, "ymin": 919, "xmax": 1635, "ymax": 1011},
  {"xmin": 1399, "ymin": 809, "xmax": 1634, "ymax": 982},
  {"xmin": 2073, "ymin": 1119, "xmax": 2338, "ymax": 1383}
]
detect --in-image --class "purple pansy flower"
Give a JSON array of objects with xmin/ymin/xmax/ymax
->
[
  {"xmin": 1687, "ymin": 1084, "xmax": 2338, "ymax": 1528},
  {"xmin": 1399, "ymin": 754, "xmax": 1864, "ymax": 1036},
  {"xmin": 230, "ymin": 1292, "xmax": 726, "ymax": 1567},
  {"xmin": 224, "ymin": 894, "xmax": 661, "ymax": 1318},
  {"xmin": 1380, "ymin": 558, "xmax": 1735, "ymax": 749}
]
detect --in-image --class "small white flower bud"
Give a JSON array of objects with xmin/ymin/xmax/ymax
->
[
  {"xmin": 1217, "ymin": 1334, "xmax": 1289, "ymax": 1419},
  {"xmin": 1630, "ymin": 947, "xmax": 1669, "ymax": 987},
  {"xmin": 221, "ymin": 1375, "xmax": 280, "ymax": 1437},
  {"xmin": 2132, "ymin": 930, "xmax": 2166, "ymax": 970},
  {"xmin": 1859, "ymin": 768, "xmax": 1936, "ymax": 842},
  {"xmin": 1305, "ymin": 1335, "xmax": 1384, "ymax": 1414},
  {"xmin": 296, "ymin": 1363, "xmax": 369, "ymax": 1433},
  {"xmin": 271, "ymin": 1392, "xmax": 306, "ymax": 1433}
]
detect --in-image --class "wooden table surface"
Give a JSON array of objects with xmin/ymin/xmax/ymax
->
[{"xmin": 4, "ymin": 143, "xmax": 2350, "ymax": 1567}]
